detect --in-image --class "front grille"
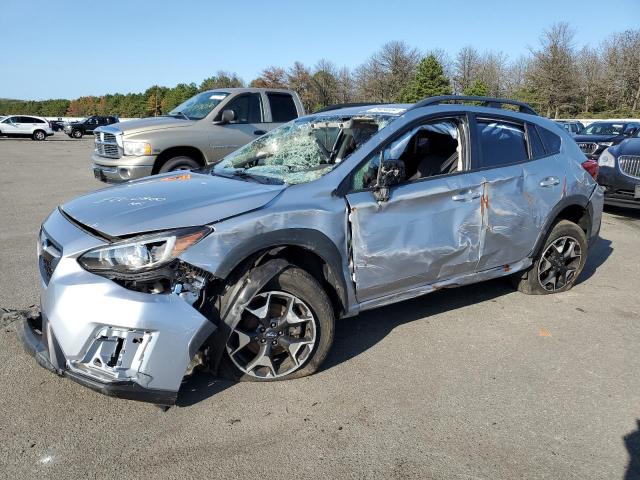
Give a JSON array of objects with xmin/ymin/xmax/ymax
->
[
  {"xmin": 94, "ymin": 131, "xmax": 121, "ymax": 159},
  {"xmin": 578, "ymin": 142, "xmax": 598, "ymax": 155},
  {"xmin": 618, "ymin": 155, "xmax": 640, "ymax": 179},
  {"xmin": 38, "ymin": 229, "xmax": 62, "ymax": 285}
]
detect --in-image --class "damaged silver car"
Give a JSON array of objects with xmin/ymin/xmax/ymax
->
[{"xmin": 21, "ymin": 96, "xmax": 604, "ymax": 406}]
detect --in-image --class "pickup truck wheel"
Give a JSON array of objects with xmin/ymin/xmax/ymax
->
[
  {"xmin": 513, "ymin": 220, "xmax": 587, "ymax": 295},
  {"xmin": 158, "ymin": 156, "xmax": 200, "ymax": 173},
  {"xmin": 32, "ymin": 130, "xmax": 46, "ymax": 141},
  {"xmin": 72, "ymin": 130, "xmax": 82, "ymax": 139},
  {"xmin": 220, "ymin": 267, "xmax": 335, "ymax": 382}
]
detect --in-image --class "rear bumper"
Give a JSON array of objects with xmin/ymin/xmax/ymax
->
[{"xmin": 19, "ymin": 314, "xmax": 178, "ymax": 405}]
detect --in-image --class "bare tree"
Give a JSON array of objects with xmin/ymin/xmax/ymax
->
[
  {"xmin": 453, "ymin": 46, "xmax": 480, "ymax": 93},
  {"xmin": 355, "ymin": 41, "xmax": 421, "ymax": 102},
  {"xmin": 527, "ymin": 22, "xmax": 578, "ymax": 117}
]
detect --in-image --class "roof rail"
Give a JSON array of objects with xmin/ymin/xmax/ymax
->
[
  {"xmin": 411, "ymin": 95, "xmax": 538, "ymax": 116},
  {"xmin": 313, "ymin": 102, "xmax": 385, "ymax": 114}
]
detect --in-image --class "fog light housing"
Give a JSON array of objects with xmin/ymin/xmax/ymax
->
[{"xmin": 118, "ymin": 167, "xmax": 131, "ymax": 179}]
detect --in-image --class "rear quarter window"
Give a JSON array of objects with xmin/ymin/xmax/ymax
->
[{"xmin": 536, "ymin": 125, "xmax": 562, "ymax": 154}]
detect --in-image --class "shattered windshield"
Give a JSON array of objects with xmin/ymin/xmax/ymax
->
[
  {"xmin": 213, "ymin": 114, "xmax": 395, "ymax": 185},
  {"xmin": 167, "ymin": 91, "xmax": 229, "ymax": 120}
]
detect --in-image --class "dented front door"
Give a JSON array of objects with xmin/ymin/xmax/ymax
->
[{"xmin": 346, "ymin": 173, "xmax": 484, "ymax": 303}]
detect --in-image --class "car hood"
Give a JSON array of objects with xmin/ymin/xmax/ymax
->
[
  {"xmin": 113, "ymin": 116, "xmax": 196, "ymax": 135},
  {"xmin": 61, "ymin": 172, "xmax": 285, "ymax": 237},
  {"xmin": 573, "ymin": 134, "xmax": 622, "ymax": 143},
  {"xmin": 612, "ymin": 138, "xmax": 640, "ymax": 156}
]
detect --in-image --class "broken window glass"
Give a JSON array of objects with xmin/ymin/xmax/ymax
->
[{"xmin": 213, "ymin": 114, "xmax": 397, "ymax": 185}]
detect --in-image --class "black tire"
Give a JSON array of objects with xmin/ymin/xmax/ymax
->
[
  {"xmin": 72, "ymin": 129, "xmax": 82, "ymax": 139},
  {"xmin": 158, "ymin": 156, "xmax": 200, "ymax": 173},
  {"xmin": 32, "ymin": 130, "xmax": 46, "ymax": 141},
  {"xmin": 514, "ymin": 220, "xmax": 588, "ymax": 295},
  {"xmin": 219, "ymin": 267, "xmax": 335, "ymax": 382}
]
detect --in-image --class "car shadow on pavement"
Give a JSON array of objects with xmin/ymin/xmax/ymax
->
[
  {"xmin": 176, "ymin": 235, "xmax": 613, "ymax": 406},
  {"xmin": 605, "ymin": 204, "xmax": 640, "ymax": 220},
  {"xmin": 624, "ymin": 421, "xmax": 640, "ymax": 480},
  {"xmin": 577, "ymin": 236, "xmax": 613, "ymax": 284},
  {"xmin": 177, "ymin": 372, "xmax": 235, "ymax": 407}
]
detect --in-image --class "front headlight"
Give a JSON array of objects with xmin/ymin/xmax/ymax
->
[
  {"xmin": 597, "ymin": 141, "xmax": 614, "ymax": 147},
  {"xmin": 598, "ymin": 148, "xmax": 615, "ymax": 168},
  {"xmin": 78, "ymin": 226, "xmax": 210, "ymax": 274},
  {"xmin": 123, "ymin": 141, "xmax": 152, "ymax": 156}
]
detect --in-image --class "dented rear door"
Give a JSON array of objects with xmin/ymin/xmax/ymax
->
[{"xmin": 346, "ymin": 173, "xmax": 484, "ymax": 303}]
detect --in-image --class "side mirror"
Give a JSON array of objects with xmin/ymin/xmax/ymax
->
[
  {"xmin": 373, "ymin": 159, "xmax": 405, "ymax": 202},
  {"xmin": 624, "ymin": 128, "xmax": 637, "ymax": 137},
  {"xmin": 216, "ymin": 109, "xmax": 236, "ymax": 125}
]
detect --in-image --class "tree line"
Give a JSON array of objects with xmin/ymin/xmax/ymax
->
[{"xmin": 1, "ymin": 23, "xmax": 638, "ymax": 119}]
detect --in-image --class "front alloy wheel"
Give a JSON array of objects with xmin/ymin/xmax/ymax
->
[
  {"xmin": 220, "ymin": 267, "xmax": 335, "ymax": 382},
  {"xmin": 226, "ymin": 291, "xmax": 317, "ymax": 379}
]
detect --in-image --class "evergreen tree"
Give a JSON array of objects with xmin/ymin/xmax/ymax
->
[
  {"xmin": 400, "ymin": 55, "xmax": 452, "ymax": 102},
  {"xmin": 462, "ymin": 79, "xmax": 489, "ymax": 97}
]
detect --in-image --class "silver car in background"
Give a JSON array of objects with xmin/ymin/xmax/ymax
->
[{"xmin": 21, "ymin": 96, "xmax": 603, "ymax": 406}]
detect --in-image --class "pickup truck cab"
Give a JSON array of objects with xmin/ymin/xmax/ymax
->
[
  {"xmin": 65, "ymin": 115, "xmax": 119, "ymax": 139},
  {"xmin": 92, "ymin": 88, "xmax": 305, "ymax": 183}
]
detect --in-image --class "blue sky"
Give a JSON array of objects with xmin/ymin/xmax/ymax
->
[{"xmin": 1, "ymin": 0, "xmax": 638, "ymax": 100}]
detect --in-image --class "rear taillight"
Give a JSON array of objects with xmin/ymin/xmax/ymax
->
[{"xmin": 582, "ymin": 159, "xmax": 599, "ymax": 181}]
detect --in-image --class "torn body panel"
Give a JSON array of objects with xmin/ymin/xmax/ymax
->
[{"xmin": 476, "ymin": 155, "xmax": 564, "ymax": 271}]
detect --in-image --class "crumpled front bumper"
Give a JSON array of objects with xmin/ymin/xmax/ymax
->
[
  {"xmin": 19, "ymin": 313, "xmax": 179, "ymax": 405},
  {"xmin": 24, "ymin": 208, "xmax": 216, "ymax": 405}
]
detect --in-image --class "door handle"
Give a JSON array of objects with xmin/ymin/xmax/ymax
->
[
  {"xmin": 253, "ymin": 129, "xmax": 266, "ymax": 135},
  {"xmin": 452, "ymin": 189, "xmax": 482, "ymax": 202},
  {"xmin": 539, "ymin": 176, "xmax": 560, "ymax": 188}
]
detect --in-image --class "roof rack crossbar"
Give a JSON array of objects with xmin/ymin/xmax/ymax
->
[{"xmin": 411, "ymin": 95, "xmax": 538, "ymax": 115}]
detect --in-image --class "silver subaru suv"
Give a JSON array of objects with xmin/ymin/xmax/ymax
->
[{"xmin": 21, "ymin": 96, "xmax": 604, "ymax": 406}]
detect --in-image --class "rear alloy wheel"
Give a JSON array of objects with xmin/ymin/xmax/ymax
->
[
  {"xmin": 72, "ymin": 129, "xmax": 82, "ymax": 139},
  {"xmin": 514, "ymin": 220, "xmax": 587, "ymax": 295},
  {"xmin": 221, "ymin": 267, "xmax": 335, "ymax": 381},
  {"xmin": 32, "ymin": 130, "xmax": 46, "ymax": 141},
  {"xmin": 537, "ymin": 236, "xmax": 582, "ymax": 292}
]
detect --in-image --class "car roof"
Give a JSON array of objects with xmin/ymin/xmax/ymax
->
[
  {"xmin": 201, "ymin": 87, "xmax": 295, "ymax": 95},
  {"xmin": 312, "ymin": 103, "xmax": 412, "ymax": 118}
]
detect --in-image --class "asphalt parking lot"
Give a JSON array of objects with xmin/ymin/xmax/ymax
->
[{"xmin": 1, "ymin": 133, "xmax": 639, "ymax": 479}]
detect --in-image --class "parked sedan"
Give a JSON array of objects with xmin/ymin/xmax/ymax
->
[
  {"xmin": 0, "ymin": 115, "xmax": 54, "ymax": 140},
  {"xmin": 598, "ymin": 130, "xmax": 640, "ymax": 208},
  {"xmin": 574, "ymin": 121, "xmax": 640, "ymax": 159},
  {"xmin": 21, "ymin": 96, "xmax": 603, "ymax": 406}
]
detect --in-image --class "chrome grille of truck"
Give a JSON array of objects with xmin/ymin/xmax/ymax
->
[
  {"xmin": 619, "ymin": 155, "xmax": 640, "ymax": 179},
  {"xmin": 94, "ymin": 131, "xmax": 121, "ymax": 159},
  {"xmin": 578, "ymin": 142, "xmax": 598, "ymax": 155}
]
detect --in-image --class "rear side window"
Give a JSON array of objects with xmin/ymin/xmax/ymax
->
[
  {"xmin": 477, "ymin": 119, "xmax": 528, "ymax": 168},
  {"xmin": 536, "ymin": 125, "xmax": 562, "ymax": 154},
  {"xmin": 268, "ymin": 93, "xmax": 297, "ymax": 122},
  {"xmin": 222, "ymin": 93, "xmax": 262, "ymax": 123},
  {"xmin": 527, "ymin": 123, "xmax": 546, "ymax": 158}
]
